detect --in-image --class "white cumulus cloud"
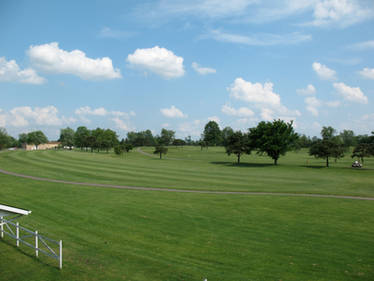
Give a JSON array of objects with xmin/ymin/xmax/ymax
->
[
  {"xmin": 112, "ymin": 117, "xmax": 130, "ymax": 131},
  {"xmin": 0, "ymin": 57, "xmax": 45, "ymax": 84},
  {"xmin": 227, "ymin": 78, "xmax": 300, "ymax": 123},
  {"xmin": 191, "ymin": 62, "xmax": 216, "ymax": 75},
  {"xmin": 28, "ymin": 42, "xmax": 121, "ymax": 80},
  {"xmin": 221, "ymin": 104, "xmax": 254, "ymax": 117},
  {"xmin": 5, "ymin": 106, "xmax": 74, "ymax": 127},
  {"xmin": 160, "ymin": 105, "xmax": 187, "ymax": 118},
  {"xmin": 333, "ymin": 82, "xmax": 368, "ymax": 104},
  {"xmin": 75, "ymin": 106, "xmax": 108, "ymax": 116},
  {"xmin": 309, "ymin": 0, "xmax": 374, "ymax": 28},
  {"xmin": 297, "ymin": 84, "xmax": 316, "ymax": 95},
  {"xmin": 127, "ymin": 46, "xmax": 184, "ymax": 79},
  {"xmin": 228, "ymin": 78, "xmax": 281, "ymax": 106},
  {"xmin": 305, "ymin": 96, "xmax": 321, "ymax": 116},
  {"xmin": 349, "ymin": 40, "xmax": 374, "ymax": 50},
  {"xmin": 312, "ymin": 62, "xmax": 337, "ymax": 80},
  {"xmin": 359, "ymin": 67, "xmax": 374, "ymax": 80}
]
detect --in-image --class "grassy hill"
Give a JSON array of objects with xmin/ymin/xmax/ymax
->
[{"xmin": 0, "ymin": 147, "xmax": 373, "ymax": 281}]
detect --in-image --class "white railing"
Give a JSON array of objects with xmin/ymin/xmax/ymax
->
[{"xmin": 0, "ymin": 216, "xmax": 62, "ymax": 269}]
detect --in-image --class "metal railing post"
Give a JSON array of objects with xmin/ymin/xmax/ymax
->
[
  {"xmin": 0, "ymin": 216, "xmax": 3, "ymax": 238},
  {"xmin": 16, "ymin": 222, "xmax": 19, "ymax": 247},
  {"xmin": 59, "ymin": 240, "xmax": 62, "ymax": 269},
  {"xmin": 35, "ymin": 231, "xmax": 39, "ymax": 257}
]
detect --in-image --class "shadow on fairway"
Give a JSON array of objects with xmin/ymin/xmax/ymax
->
[
  {"xmin": 210, "ymin": 161, "xmax": 274, "ymax": 168},
  {"xmin": 301, "ymin": 165, "xmax": 325, "ymax": 169}
]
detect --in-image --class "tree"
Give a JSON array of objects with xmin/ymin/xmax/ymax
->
[
  {"xmin": 199, "ymin": 139, "xmax": 208, "ymax": 150},
  {"xmin": 0, "ymin": 128, "xmax": 11, "ymax": 150},
  {"xmin": 339, "ymin": 130, "xmax": 356, "ymax": 148},
  {"xmin": 321, "ymin": 126, "xmax": 336, "ymax": 139},
  {"xmin": 224, "ymin": 131, "xmax": 251, "ymax": 164},
  {"xmin": 203, "ymin": 121, "xmax": 222, "ymax": 146},
  {"xmin": 184, "ymin": 136, "xmax": 192, "ymax": 145},
  {"xmin": 59, "ymin": 127, "xmax": 75, "ymax": 150},
  {"xmin": 172, "ymin": 139, "xmax": 186, "ymax": 147},
  {"xmin": 74, "ymin": 126, "xmax": 90, "ymax": 150},
  {"xmin": 153, "ymin": 145, "xmax": 168, "ymax": 159},
  {"xmin": 102, "ymin": 129, "xmax": 118, "ymax": 153},
  {"xmin": 351, "ymin": 143, "xmax": 374, "ymax": 163},
  {"xmin": 114, "ymin": 144, "xmax": 124, "ymax": 156},
  {"xmin": 143, "ymin": 130, "xmax": 155, "ymax": 146},
  {"xmin": 124, "ymin": 143, "xmax": 133, "ymax": 152},
  {"xmin": 27, "ymin": 131, "xmax": 48, "ymax": 150},
  {"xmin": 309, "ymin": 127, "xmax": 344, "ymax": 167},
  {"xmin": 296, "ymin": 134, "xmax": 312, "ymax": 149},
  {"xmin": 91, "ymin": 128, "xmax": 105, "ymax": 152},
  {"xmin": 249, "ymin": 120, "xmax": 298, "ymax": 165},
  {"xmin": 221, "ymin": 126, "xmax": 234, "ymax": 146},
  {"xmin": 125, "ymin": 130, "xmax": 155, "ymax": 147},
  {"xmin": 160, "ymin": 129, "xmax": 175, "ymax": 146},
  {"xmin": 18, "ymin": 133, "xmax": 28, "ymax": 147}
]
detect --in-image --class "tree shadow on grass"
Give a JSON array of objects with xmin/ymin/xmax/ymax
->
[
  {"xmin": 210, "ymin": 161, "xmax": 274, "ymax": 168},
  {"xmin": 301, "ymin": 165, "xmax": 326, "ymax": 169}
]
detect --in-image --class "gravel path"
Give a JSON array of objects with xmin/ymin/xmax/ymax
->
[{"xmin": 1, "ymin": 168, "xmax": 373, "ymax": 201}]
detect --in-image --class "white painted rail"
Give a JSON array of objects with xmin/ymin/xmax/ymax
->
[{"xmin": 0, "ymin": 216, "xmax": 62, "ymax": 269}]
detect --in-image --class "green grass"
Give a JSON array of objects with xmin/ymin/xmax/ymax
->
[
  {"xmin": 0, "ymin": 147, "xmax": 374, "ymax": 280},
  {"xmin": 0, "ymin": 147, "xmax": 373, "ymax": 196}
]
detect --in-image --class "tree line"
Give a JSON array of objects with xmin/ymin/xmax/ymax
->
[
  {"xmin": 201, "ymin": 120, "xmax": 374, "ymax": 167},
  {"xmin": 1, "ymin": 122, "xmax": 373, "ymax": 166}
]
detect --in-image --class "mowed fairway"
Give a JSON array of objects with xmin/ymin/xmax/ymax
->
[{"xmin": 0, "ymin": 147, "xmax": 373, "ymax": 281}]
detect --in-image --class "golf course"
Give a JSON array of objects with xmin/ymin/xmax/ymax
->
[{"xmin": 0, "ymin": 147, "xmax": 373, "ymax": 281}]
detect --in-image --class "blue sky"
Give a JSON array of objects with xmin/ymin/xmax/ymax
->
[{"xmin": 0, "ymin": 0, "xmax": 373, "ymax": 140}]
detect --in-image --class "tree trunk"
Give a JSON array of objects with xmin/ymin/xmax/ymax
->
[
  {"xmin": 159, "ymin": 152, "xmax": 162, "ymax": 159},
  {"xmin": 274, "ymin": 158, "xmax": 278, "ymax": 165},
  {"xmin": 237, "ymin": 154, "xmax": 240, "ymax": 164},
  {"xmin": 361, "ymin": 157, "xmax": 364, "ymax": 163},
  {"xmin": 326, "ymin": 156, "xmax": 329, "ymax": 167}
]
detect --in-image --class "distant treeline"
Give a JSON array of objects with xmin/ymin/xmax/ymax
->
[{"xmin": 0, "ymin": 121, "xmax": 373, "ymax": 166}]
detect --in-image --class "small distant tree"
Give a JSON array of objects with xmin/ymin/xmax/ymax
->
[
  {"xmin": 114, "ymin": 145, "xmax": 124, "ymax": 156},
  {"xmin": 124, "ymin": 143, "xmax": 133, "ymax": 152},
  {"xmin": 199, "ymin": 140, "xmax": 208, "ymax": 150},
  {"xmin": 224, "ymin": 131, "xmax": 251, "ymax": 164},
  {"xmin": 249, "ymin": 120, "xmax": 298, "ymax": 165},
  {"xmin": 172, "ymin": 139, "xmax": 186, "ymax": 147},
  {"xmin": 351, "ymin": 143, "xmax": 374, "ymax": 163},
  {"xmin": 154, "ymin": 145, "xmax": 168, "ymax": 159},
  {"xmin": 184, "ymin": 136, "xmax": 192, "ymax": 145},
  {"xmin": 59, "ymin": 127, "xmax": 75, "ymax": 150},
  {"xmin": 27, "ymin": 130, "xmax": 48, "ymax": 150},
  {"xmin": 309, "ymin": 127, "xmax": 344, "ymax": 167}
]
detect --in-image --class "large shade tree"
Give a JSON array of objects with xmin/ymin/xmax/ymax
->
[{"xmin": 249, "ymin": 120, "xmax": 298, "ymax": 165}]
